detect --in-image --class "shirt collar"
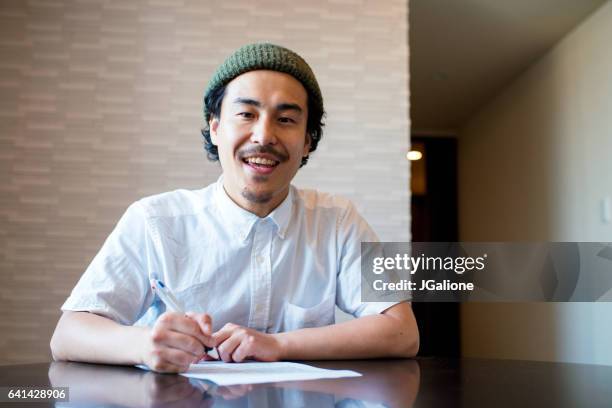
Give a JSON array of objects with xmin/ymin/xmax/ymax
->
[
  {"xmin": 214, "ymin": 176, "xmax": 259, "ymax": 242},
  {"xmin": 266, "ymin": 185, "xmax": 293, "ymax": 240},
  {"xmin": 213, "ymin": 176, "xmax": 294, "ymax": 242}
]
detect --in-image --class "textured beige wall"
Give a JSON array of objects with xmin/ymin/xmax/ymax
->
[
  {"xmin": 0, "ymin": 1, "xmax": 410, "ymax": 364},
  {"xmin": 459, "ymin": 1, "xmax": 612, "ymax": 365}
]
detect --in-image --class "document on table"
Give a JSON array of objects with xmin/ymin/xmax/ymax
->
[{"xmin": 178, "ymin": 361, "xmax": 361, "ymax": 386}]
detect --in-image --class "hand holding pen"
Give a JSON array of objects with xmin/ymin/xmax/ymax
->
[{"xmin": 142, "ymin": 279, "xmax": 216, "ymax": 373}]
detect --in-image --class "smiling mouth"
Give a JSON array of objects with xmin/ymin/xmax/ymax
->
[{"xmin": 242, "ymin": 156, "xmax": 280, "ymax": 169}]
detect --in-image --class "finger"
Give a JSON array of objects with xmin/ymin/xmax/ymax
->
[
  {"xmin": 147, "ymin": 352, "xmax": 189, "ymax": 373},
  {"xmin": 158, "ymin": 313, "xmax": 211, "ymax": 347},
  {"xmin": 231, "ymin": 337, "xmax": 255, "ymax": 363},
  {"xmin": 157, "ymin": 347, "xmax": 197, "ymax": 370},
  {"xmin": 216, "ymin": 332, "xmax": 244, "ymax": 363},
  {"xmin": 185, "ymin": 312, "xmax": 215, "ymax": 349},
  {"xmin": 197, "ymin": 353, "xmax": 219, "ymax": 362},
  {"xmin": 157, "ymin": 312, "xmax": 201, "ymax": 335},
  {"xmin": 151, "ymin": 328, "xmax": 205, "ymax": 357},
  {"xmin": 186, "ymin": 312, "xmax": 213, "ymax": 336},
  {"xmin": 147, "ymin": 362, "xmax": 185, "ymax": 374},
  {"xmin": 211, "ymin": 323, "xmax": 238, "ymax": 347}
]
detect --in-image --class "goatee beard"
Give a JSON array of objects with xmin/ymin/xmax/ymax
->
[{"xmin": 242, "ymin": 189, "xmax": 273, "ymax": 204}]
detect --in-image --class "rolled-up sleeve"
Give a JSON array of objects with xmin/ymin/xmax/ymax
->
[{"xmin": 61, "ymin": 201, "xmax": 156, "ymax": 325}]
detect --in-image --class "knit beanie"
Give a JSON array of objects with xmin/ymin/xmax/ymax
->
[{"xmin": 203, "ymin": 43, "xmax": 323, "ymax": 120}]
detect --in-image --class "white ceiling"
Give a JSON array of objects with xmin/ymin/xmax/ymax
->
[{"xmin": 410, "ymin": 0, "xmax": 607, "ymax": 133}]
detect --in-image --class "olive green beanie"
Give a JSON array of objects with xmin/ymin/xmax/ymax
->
[{"xmin": 203, "ymin": 43, "xmax": 323, "ymax": 120}]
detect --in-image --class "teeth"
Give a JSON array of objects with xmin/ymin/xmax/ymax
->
[{"xmin": 245, "ymin": 157, "xmax": 277, "ymax": 166}]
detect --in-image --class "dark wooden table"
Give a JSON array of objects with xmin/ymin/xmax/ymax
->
[{"xmin": 1, "ymin": 357, "xmax": 611, "ymax": 407}]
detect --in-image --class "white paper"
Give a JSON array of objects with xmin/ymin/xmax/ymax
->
[{"xmin": 179, "ymin": 361, "xmax": 361, "ymax": 386}]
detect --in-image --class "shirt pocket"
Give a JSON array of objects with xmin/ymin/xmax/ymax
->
[{"xmin": 283, "ymin": 295, "xmax": 336, "ymax": 331}]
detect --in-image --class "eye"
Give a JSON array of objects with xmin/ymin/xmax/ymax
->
[
  {"xmin": 278, "ymin": 117, "xmax": 296, "ymax": 124},
  {"xmin": 237, "ymin": 112, "xmax": 254, "ymax": 119}
]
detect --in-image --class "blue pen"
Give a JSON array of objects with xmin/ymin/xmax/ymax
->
[
  {"xmin": 150, "ymin": 279, "xmax": 185, "ymax": 313},
  {"xmin": 150, "ymin": 279, "xmax": 214, "ymax": 356}
]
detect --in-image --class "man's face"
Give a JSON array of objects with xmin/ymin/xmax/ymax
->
[{"xmin": 210, "ymin": 70, "xmax": 310, "ymax": 214}]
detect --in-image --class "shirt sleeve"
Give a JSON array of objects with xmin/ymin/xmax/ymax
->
[
  {"xmin": 335, "ymin": 201, "xmax": 399, "ymax": 317},
  {"xmin": 61, "ymin": 201, "xmax": 156, "ymax": 325}
]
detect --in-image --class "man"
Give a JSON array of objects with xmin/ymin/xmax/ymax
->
[{"xmin": 50, "ymin": 43, "xmax": 419, "ymax": 373}]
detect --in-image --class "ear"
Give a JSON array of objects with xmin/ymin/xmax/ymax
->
[
  {"xmin": 209, "ymin": 117, "xmax": 219, "ymax": 146},
  {"xmin": 302, "ymin": 132, "xmax": 311, "ymax": 157}
]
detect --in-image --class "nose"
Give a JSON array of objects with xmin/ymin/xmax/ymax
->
[{"xmin": 250, "ymin": 115, "xmax": 277, "ymax": 145}]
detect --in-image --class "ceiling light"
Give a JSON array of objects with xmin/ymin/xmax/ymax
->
[{"xmin": 406, "ymin": 150, "xmax": 423, "ymax": 161}]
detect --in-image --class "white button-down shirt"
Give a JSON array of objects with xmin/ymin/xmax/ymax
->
[{"xmin": 62, "ymin": 178, "xmax": 397, "ymax": 332}]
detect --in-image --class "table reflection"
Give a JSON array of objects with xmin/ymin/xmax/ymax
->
[{"xmin": 48, "ymin": 359, "xmax": 420, "ymax": 407}]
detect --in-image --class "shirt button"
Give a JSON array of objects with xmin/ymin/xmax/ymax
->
[{"xmin": 256, "ymin": 256, "xmax": 264, "ymax": 264}]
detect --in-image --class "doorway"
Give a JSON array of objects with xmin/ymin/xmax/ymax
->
[{"xmin": 411, "ymin": 136, "xmax": 460, "ymax": 357}]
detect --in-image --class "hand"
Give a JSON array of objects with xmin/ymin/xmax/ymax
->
[
  {"xmin": 142, "ymin": 312, "xmax": 214, "ymax": 373},
  {"xmin": 212, "ymin": 323, "xmax": 284, "ymax": 363}
]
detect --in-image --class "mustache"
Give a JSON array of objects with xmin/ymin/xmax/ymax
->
[{"xmin": 238, "ymin": 145, "xmax": 288, "ymax": 162}]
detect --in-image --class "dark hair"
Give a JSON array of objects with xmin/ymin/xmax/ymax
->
[{"xmin": 201, "ymin": 84, "xmax": 325, "ymax": 167}]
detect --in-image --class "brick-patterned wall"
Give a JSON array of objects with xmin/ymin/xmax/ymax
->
[{"xmin": 0, "ymin": 0, "xmax": 410, "ymax": 364}]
